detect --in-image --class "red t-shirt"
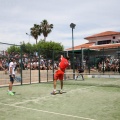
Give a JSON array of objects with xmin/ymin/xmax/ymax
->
[{"xmin": 59, "ymin": 57, "xmax": 69, "ymax": 72}]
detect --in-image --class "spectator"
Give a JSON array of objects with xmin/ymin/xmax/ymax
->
[{"xmin": 75, "ymin": 67, "xmax": 84, "ymax": 80}]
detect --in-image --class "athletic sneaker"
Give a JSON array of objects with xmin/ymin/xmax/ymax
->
[
  {"xmin": 51, "ymin": 91, "xmax": 56, "ymax": 95},
  {"xmin": 60, "ymin": 90, "xmax": 63, "ymax": 94},
  {"xmin": 8, "ymin": 91, "xmax": 14, "ymax": 96}
]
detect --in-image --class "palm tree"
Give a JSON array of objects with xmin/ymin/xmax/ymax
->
[
  {"xmin": 30, "ymin": 24, "xmax": 41, "ymax": 44},
  {"xmin": 40, "ymin": 19, "xmax": 53, "ymax": 42}
]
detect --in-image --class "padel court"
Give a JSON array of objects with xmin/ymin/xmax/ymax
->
[{"xmin": 0, "ymin": 78, "xmax": 120, "ymax": 120}]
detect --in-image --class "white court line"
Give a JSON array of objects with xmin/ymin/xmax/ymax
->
[
  {"xmin": 14, "ymin": 86, "xmax": 96, "ymax": 105},
  {"xmin": 68, "ymin": 86, "xmax": 96, "ymax": 93},
  {"xmin": 13, "ymin": 95, "xmax": 51, "ymax": 105},
  {"xmin": 0, "ymin": 102, "xmax": 96, "ymax": 120},
  {"xmin": 1, "ymin": 86, "xmax": 97, "ymax": 120},
  {"xmin": 14, "ymin": 79, "xmax": 119, "ymax": 105}
]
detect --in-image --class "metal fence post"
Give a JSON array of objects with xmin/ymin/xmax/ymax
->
[
  {"xmin": 102, "ymin": 48, "xmax": 105, "ymax": 74},
  {"xmin": 20, "ymin": 45, "xmax": 23, "ymax": 85},
  {"xmin": 118, "ymin": 47, "xmax": 120, "ymax": 74},
  {"xmin": 88, "ymin": 49, "xmax": 90, "ymax": 74},
  {"xmin": 38, "ymin": 48, "xmax": 41, "ymax": 83},
  {"xmin": 52, "ymin": 50, "xmax": 54, "ymax": 81}
]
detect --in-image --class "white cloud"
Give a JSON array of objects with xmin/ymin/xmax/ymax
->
[{"xmin": 0, "ymin": 0, "xmax": 120, "ymax": 50}]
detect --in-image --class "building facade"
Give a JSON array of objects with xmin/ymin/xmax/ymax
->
[{"xmin": 66, "ymin": 31, "xmax": 120, "ymax": 74}]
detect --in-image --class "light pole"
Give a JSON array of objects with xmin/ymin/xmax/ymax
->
[
  {"xmin": 70, "ymin": 23, "xmax": 76, "ymax": 79},
  {"xmin": 26, "ymin": 33, "xmax": 30, "ymax": 43}
]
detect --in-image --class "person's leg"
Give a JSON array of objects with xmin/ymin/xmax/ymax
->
[
  {"xmin": 81, "ymin": 74, "xmax": 84, "ymax": 80},
  {"xmin": 52, "ymin": 79, "xmax": 57, "ymax": 95},
  {"xmin": 9, "ymin": 81, "xmax": 13, "ymax": 91},
  {"xmin": 59, "ymin": 80, "xmax": 63, "ymax": 94},
  {"xmin": 60, "ymin": 80, "xmax": 63, "ymax": 90},
  {"xmin": 75, "ymin": 75, "xmax": 78, "ymax": 80},
  {"xmin": 53, "ymin": 79, "xmax": 57, "ymax": 91},
  {"xmin": 8, "ymin": 75, "xmax": 14, "ymax": 95},
  {"xmin": 59, "ymin": 73, "xmax": 64, "ymax": 94},
  {"xmin": 52, "ymin": 71, "xmax": 58, "ymax": 94}
]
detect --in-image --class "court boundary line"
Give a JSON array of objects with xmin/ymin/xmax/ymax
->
[
  {"xmin": 13, "ymin": 95, "xmax": 51, "ymax": 105},
  {"xmin": 9, "ymin": 78, "xmax": 120, "ymax": 105},
  {"xmin": 13, "ymin": 79, "xmax": 120, "ymax": 105},
  {"xmin": 0, "ymin": 102, "xmax": 96, "ymax": 120},
  {"xmin": 13, "ymin": 85, "xmax": 96, "ymax": 105},
  {"xmin": 2, "ymin": 80, "xmax": 119, "ymax": 120}
]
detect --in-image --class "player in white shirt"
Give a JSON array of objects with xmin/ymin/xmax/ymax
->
[{"xmin": 8, "ymin": 58, "xmax": 16, "ymax": 96}]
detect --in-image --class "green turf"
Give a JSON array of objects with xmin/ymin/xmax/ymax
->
[{"xmin": 0, "ymin": 78, "xmax": 120, "ymax": 120}]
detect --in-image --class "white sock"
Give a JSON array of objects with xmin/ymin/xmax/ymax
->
[{"xmin": 8, "ymin": 90, "xmax": 12, "ymax": 92}]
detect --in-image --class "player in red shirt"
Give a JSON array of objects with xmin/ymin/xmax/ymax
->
[
  {"xmin": 59, "ymin": 55, "xmax": 69, "ymax": 72},
  {"xmin": 52, "ymin": 55, "xmax": 69, "ymax": 95}
]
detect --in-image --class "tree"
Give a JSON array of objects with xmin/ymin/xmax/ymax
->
[
  {"xmin": 36, "ymin": 40, "xmax": 64, "ymax": 59},
  {"xmin": 21, "ymin": 43, "xmax": 33, "ymax": 54},
  {"xmin": 6, "ymin": 41, "xmax": 64, "ymax": 59},
  {"xmin": 36, "ymin": 40, "xmax": 63, "ymax": 51},
  {"xmin": 40, "ymin": 19, "xmax": 53, "ymax": 42},
  {"xmin": 30, "ymin": 24, "xmax": 41, "ymax": 44},
  {"xmin": 7, "ymin": 45, "xmax": 20, "ymax": 54}
]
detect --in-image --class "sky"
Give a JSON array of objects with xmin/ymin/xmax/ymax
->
[{"xmin": 0, "ymin": 0, "xmax": 120, "ymax": 51}]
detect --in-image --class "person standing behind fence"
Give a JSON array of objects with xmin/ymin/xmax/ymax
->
[
  {"xmin": 52, "ymin": 55, "xmax": 69, "ymax": 95},
  {"xmin": 75, "ymin": 67, "xmax": 84, "ymax": 80},
  {"xmin": 8, "ymin": 58, "xmax": 16, "ymax": 96}
]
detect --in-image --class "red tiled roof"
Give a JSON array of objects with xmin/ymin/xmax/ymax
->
[
  {"xmin": 65, "ymin": 42, "xmax": 95, "ymax": 51},
  {"xmin": 66, "ymin": 43, "xmax": 120, "ymax": 51},
  {"xmin": 89, "ymin": 43, "xmax": 120, "ymax": 50},
  {"xmin": 84, "ymin": 31, "xmax": 120, "ymax": 40}
]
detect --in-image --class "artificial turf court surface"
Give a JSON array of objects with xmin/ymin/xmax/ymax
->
[{"xmin": 0, "ymin": 78, "xmax": 120, "ymax": 120}]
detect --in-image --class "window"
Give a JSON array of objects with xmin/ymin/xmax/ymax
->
[
  {"xmin": 97, "ymin": 40, "xmax": 111, "ymax": 45},
  {"xmin": 113, "ymin": 36, "xmax": 115, "ymax": 39}
]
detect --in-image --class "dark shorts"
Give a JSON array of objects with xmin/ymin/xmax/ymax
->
[
  {"xmin": 78, "ymin": 68, "xmax": 84, "ymax": 73},
  {"xmin": 9, "ymin": 75, "xmax": 14, "ymax": 84}
]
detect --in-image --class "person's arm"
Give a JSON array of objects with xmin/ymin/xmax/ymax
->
[
  {"xmin": 61, "ymin": 55, "xmax": 63, "ymax": 59},
  {"xmin": 10, "ymin": 66, "xmax": 13, "ymax": 76}
]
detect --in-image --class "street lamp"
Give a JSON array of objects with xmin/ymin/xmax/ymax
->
[
  {"xmin": 26, "ymin": 33, "xmax": 30, "ymax": 43},
  {"xmin": 70, "ymin": 23, "xmax": 76, "ymax": 79}
]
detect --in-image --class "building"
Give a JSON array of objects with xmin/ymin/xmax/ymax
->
[
  {"xmin": 65, "ymin": 31, "xmax": 120, "ymax": 73},
  {"xmin": 66, "ymin": 31, "xmax": 120, "ymax": 58},
  {"xmin": 66, "ymin": 31, "xmax": 120, "ymax": 50}
]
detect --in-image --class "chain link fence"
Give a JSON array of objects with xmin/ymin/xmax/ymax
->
[{"xmin": 0, "ymin": 42, "xmax": 120, "ymax": 87}]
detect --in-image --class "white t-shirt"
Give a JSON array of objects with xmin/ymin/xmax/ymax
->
[{"xmin": 9, "ymin": 62, "xmax": 16, "ymax": 75}]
